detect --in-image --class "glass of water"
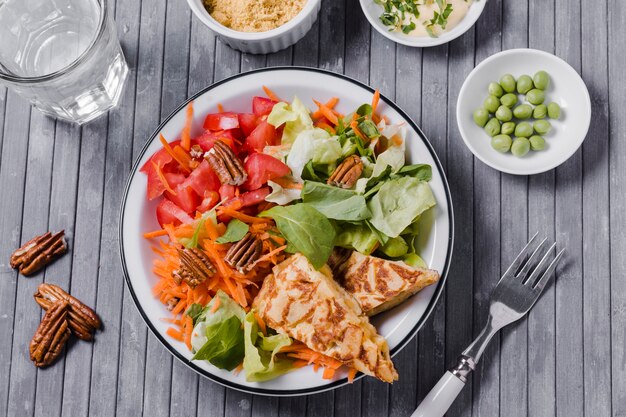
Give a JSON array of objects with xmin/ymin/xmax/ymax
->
[{"xmin": 0, "ymin": 0, "xmax": 128, "ymax": 124}]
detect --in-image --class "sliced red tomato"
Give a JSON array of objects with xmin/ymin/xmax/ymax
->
[
  {"xmin": 241, "ymin": 153, "xmax": 290, "ymax": 190},
  {"xmin": 195, "ymin": 131, "xmax": 236, "ymax": 152},
  {"xmin": 140, "ymin": 140, "xmax": 181, "ymax": 173},
  {"xmin": 166, "ymin": 184, "xmax": 199, "ymax": 214},
  {"xmin": 244, "ymin": 121, "xmax": 281, "ymax": 152},
  {"xmin": 252, "ymin": 96, "xmax": 278, "ymax": 117},
  {"xmin": 156, "ymin": 199, "xmax": 193, "ymax": 227},
  {"xmin": 146, "ymin": 166, "xmax": 185, "ymax": 200},
  {"xmin": 238, "ymin": 113, "xmax": 258, "ymax": 136},
  {"xmin": 180, "ymin": 160, "xmax": 220, "ymax": 198},
  {"xmin": 203, "ymin": 112, "xmax": 239, "ymax": 131},
  {"xmin": 219, "ymin": 184, "xmax": 237, "ymax": 201},
  {"xmin": 197, "ymin": 191, "xmax": 220, "ymax": 213}
]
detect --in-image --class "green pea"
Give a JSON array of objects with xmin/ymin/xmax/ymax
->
[
  {"xmin": 483, "ymin": 95, "xmax": 500, "ymax": 113},
  {"xmin": 514, "ymin": 121, "xmax": 533, "ymax": 138},
  {"xmin": 529, "ymin": 135, "xmax": 546, "ymax": 151},
  {"xmin": 511, "ymin": 137, "xmax": 531, "ymax": 157},
  {"xmin": 526, "ymin": 89, "xmax": 545, "ymax": 105},
  {"xmin": 533, "ymin": 70, "xmax": 550, "ymax": 90},
  {"xmin": 501, "ymin": 121, "xmax": 516, "ymax": 135},
  {"xmin": 500, "ymin": 93, "xmax": 518, "ymax": 108},
  {"xmin": 491, "ymin": 134, "xmax": 512, "ymax": 153},
  {"xmin": 534, "ymin": 119, "xmax": 552, "ymax": 135},
  {"xmin": 516, "ymin": 75, "xmax": 534, "ymax": 94},
  {"xmin": 488, "ymin": 82, "xmax": 504, "ymax": 98},
  {"xmin": 547, "ymin": 102, "xmax": 561, "ymax": 119},
  {"xmin": 473, "ymin": 108, "xmax": 490, "ymax": 127},
  {"xmin": 513, "ymin": 104, "xmax": 533, "ymax": 120},
  {"xmin": 495, "ymin": 105, "xmax": 513, "ymax": 122},
  {"xmin": 484, "ymin": 118, "xmax": 501, "ymax": 137},
  {"xmin": 533, "ymin": 104, "xmax": 547, "ymax": 119},
  {"xmin": 500, "ymin": 74, "xmax": 516, "ymax": 93},
  {"xmin": 380, "ymin": 236, "xmax": 408, "ymax": 257}
]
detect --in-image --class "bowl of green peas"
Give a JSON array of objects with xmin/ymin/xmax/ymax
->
[{"xmin": 456, "ymin": 48, "xmax": 591, "ymax": 175}]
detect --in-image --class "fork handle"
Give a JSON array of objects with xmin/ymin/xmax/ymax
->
[{"xmin": 411, "ymin": 356, "xmax": 475, "ymax": 417}]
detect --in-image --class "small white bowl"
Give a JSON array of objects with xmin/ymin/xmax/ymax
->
[
  {"xmin": 186, "ymin": 0, "xmax": 321, "ymax": 54},
  {"xmin": 360, "ymin": 0, "xmax": 486, "ymax": 48},
  {"xmin": 457, "ymin": 48, "xmax": 591, "ymax": 175}
]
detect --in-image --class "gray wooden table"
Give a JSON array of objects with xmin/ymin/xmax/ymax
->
[{"xmin": 1, "ymin": 0, "xmax": 624, "ymax": 416}]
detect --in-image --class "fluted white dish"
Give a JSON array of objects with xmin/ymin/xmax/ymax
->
[{"xmin": 186, "ymin": 0, "xmax": 321, "ymax": 54}]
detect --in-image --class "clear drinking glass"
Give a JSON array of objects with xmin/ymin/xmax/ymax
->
[{"xmin": 0, "ymin": 0, "xmax": 128, "ymax": 124}]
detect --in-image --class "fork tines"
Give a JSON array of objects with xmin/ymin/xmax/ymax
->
[{"xmin": 503, "ymin": 233, "xmax": 565, "ymax": 291}]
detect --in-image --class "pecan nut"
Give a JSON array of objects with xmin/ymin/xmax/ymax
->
[
  {"xmin": 189, "ymin": 144, "xmax": 204, "ymax": 159},
  {"xmin": 10, "ymin": 231, "xmax": 67, "ymax": 276},
  {"xmin": 327, "ymin": 155, "xmax": 363, "ymax": 189},
  {"xmin": 30, "ymin": 300, "xmax": 71, "ymax": 367},
  {"xmin": 224, "ymin": 233, "xmax": 263, "ymax": 273},
  {"xmin": 34, "ymin": 283, "xmax": 101, "ymax": 341},
  {"xmin": 205, "ymin": 141, "xmax": 247, "ymax": 185},
  {"xmin": 173, "ymin": 248, "xmax": 216, "ymax": 288}
]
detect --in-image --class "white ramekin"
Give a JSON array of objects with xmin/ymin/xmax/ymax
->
[{"xmin": 187, "ymin": 0, "xmax": 321, "ymax": 54}]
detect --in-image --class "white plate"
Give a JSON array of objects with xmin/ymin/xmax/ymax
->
[
  {"xmin": 360, "ymin": 0, "xmax": 486, "ymax": 48},
  {"xmin": 457, "ymin": 48, "xmax": 592, "ymax": 175},
  {"xmin": 119, "ymin": 67, "xmax": 454, "ymax": 396}
]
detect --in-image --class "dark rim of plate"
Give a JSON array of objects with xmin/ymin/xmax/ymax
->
[{"xmin": 118, "ymin": 66, "xmax": 455, "ymax": 397}]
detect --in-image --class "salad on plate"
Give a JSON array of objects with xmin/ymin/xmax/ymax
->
[{"xmin": 142, "ymin": 87, "xmax": 441, "ymax": 383}]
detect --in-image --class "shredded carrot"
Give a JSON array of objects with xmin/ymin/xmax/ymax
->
[
  {"xmin": 152, "ymin": 161, "xmax": 176, "ymax": 195},
  {"xmin": 271, "ymin": 177, "xmax": 303, "ymax": 190},
  {"xmin": 166, "ymin": 327, "xmax": 184, "ymax": 341},
  {"xmin": 313, "ymin": 99, "xmax": 339, "ymax": 126},
  {"xmin": 347, "ymin": 368, "xmax": 358, "ymax": 383},
  {"xmin": 350, "ymin": 120, "xmax": 368, "ymax": 142},
  {"xmin": 391, "ymin": 134, "xmax": 403, "ymax": 146},
  {"xmin": 211, "ymin": 296, "xmax": 221, "ymax": 313},
  {"xmin": 217, "ymin": 103, "xmax": 224, "ymax": 112},
  {"xmin": 253, "ymin": 245, "xmax": 287, "ymax": 266},
  {"xmin": 371, "ymin": 89, "xmax": 380, "ymax": 113},
  {"xmin": 262, "ymin": 85, "xmax": 281, "ymax": 102},
  {"xmin": 143, "ymin": 229, "xmax": 168, "ymax": 239},
  {"xmin": 183, "ymin": 315, "xmax": 193, "ymax": 350},
  {"xmin": 233, "ymin": 363, "xmax": 244, "ymax": 376},
  {"xmin": 314, "ymin": 119, "xmax": 336, "ymax": 133},
  {"xmin": 159, "ymin": 134, "xmax": 191, "ymax": 174},
  {"xmin": 181, "ymin": 102, "xmax": 194, "ymax": 151},
  {"xmin": 322, "ymin": 367, "xmax": 336, "ymax": 380},
  {"xmin": 217, "ymin": 206, "xmax": 272, "ymax": 224},
  {"xmin": 312, "ymin": 97, "xmax": 339, "ymax": 119},
  {"xmin": 254, "ymin": 312, "xmax": 267, "ymax": 336},
  {"xmin": 173, "ymin": 145, "xmax": 193, "ymax": 168}
]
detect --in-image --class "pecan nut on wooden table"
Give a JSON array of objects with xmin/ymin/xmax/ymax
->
[
  {"xmin": 29, "ymin": 300, "xmax": 71, "ymax": 368},
  {"xmin": 10, "ymin": 231, "xmax": 67, "ymax": 276}
]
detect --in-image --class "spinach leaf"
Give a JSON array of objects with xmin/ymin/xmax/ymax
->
[
  {"xmin": 259, "ymin": 204, "xmax": 336, "ymax": 269},
  {"xmin": 301, "ymin": 182, "xmax": 371, "ymax": 221},
  {"xmin": 192, "ymin": 316, "xmax": 244, "ymax": 370},
  {"xmin": 216, "ymin": 219, "xmax": 249, "ymax": 243},
  {"xmin": 397, "ymin": 163, "xmax": 432, "ymax": 181},
  {"xmin": 185, "ymin": 303, "xmax": 204, "ymax": 325}
]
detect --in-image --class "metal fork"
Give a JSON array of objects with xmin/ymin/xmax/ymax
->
[{"xmin": 412, "ymin": 233, "xmax": 565, "ymax": 417}]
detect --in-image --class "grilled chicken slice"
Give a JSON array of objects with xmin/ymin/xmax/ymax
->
[
  {"xmin": 329, "ymin": 249, "xmax": 440, "ymax": 316},
  {"xmin": 253, "ymin": 253, "xmax": 398, "ymax": 383}
]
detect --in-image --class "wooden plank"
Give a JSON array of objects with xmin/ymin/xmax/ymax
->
[
  {"xmin": 251, "ymin": 396, "xmax": 278, "ymax": 417},
  {"xmin": 318, "ymin": 0, "xmax": 345, "ymax": 73},
  {"xmin": 5, "ymin": 110, "xmax": 50, "ymax": 417},
  {"xmin": 580, "ymin": 1, "xmax": 612, "ymax": 415},
  {"xmin": 554, "ymin": 2, "xmax": 584, "ymax": 416},
  {"xmin": 88, "ymin": 1, "xmax": 149, "ymax": 415},
  {"xmin": 526, "ymin": 2, "xmax": 557, "ymax": 417},
  {"xmin": 608, "ymin": 1, "xmax": 626, "ymax": 415},
  {"xmin": 443, "ymin": 28, "xmax": 475, "ymax": 417},
  {"xmin": 471, "ymin": 1, "xmax": 502, "ymax": 415},
  {"xmin": 58, "ymin": 116, "xmax": 107, "ymax": 417},
  {"xmin": 499, "ymin": 2, "xmax": 529, "ymax": 416},
  {"xmin": 32, "ymin": 121, "xmax": 81, "ymax": 417}
]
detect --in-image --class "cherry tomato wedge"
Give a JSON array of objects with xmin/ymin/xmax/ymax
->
[
  {"xmin": 140, "ymin": 140, "xmax": 181, "ymax": 173},
  {"xmin": 241, "ymin": 153, "xmax": 290, "ymax": 190},
  {"xmin": 180, "ymin": 160, "xmax": 221, "ymax": 198},
  {"xmin": 166, "ymin": 184, "xmax": 198, "ymax": 214},
  {"xmin": 195, "ymin": 130, "xmax": 236, "ymax": 152},
  {"xmin": 156, "ymin": 199, "xmax": 193, "ymax": 227},
  {"xmin": 238, "ymin": 113, "xmax": 258, "ymax": 136},
  {"xmin": 252, "ymin": 96, "xmax": 278, "ymax": 117},
  {"xmin": 219, "ymin": 184, "xmax": 237, "ymax": 201},
  {"xmin": 244, "ymin": 120, "xmax": 281, "ymax": 152},
  {"xmin": 203, "ymin": 112, "xmax": 239, "ymax": 131},
  {"xmin": 197, "ymin": 191, "xmax": 220, "ymax": 213}
]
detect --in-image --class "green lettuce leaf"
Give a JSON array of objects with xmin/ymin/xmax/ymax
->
[
  {"xmin": 367, "ymin": 177, "xmax": 436, "ymax": 238},
  {"xmin": 216, "ymin": 219, "xmax": 249, "ymax": 243},
  {"xmin": 334, "ymin": 223, "xmax": 380, "ymax": 255},
  {"xmin": 397, "ymin": 163, "xmax": 432, "ymax": 181},
  {"xmin": 286, "ymin": 128, "xmax": 342, "ymax": 180},
  {"xmin": 265, "ymin": 179, "xmax": 302, "ymax": 205},
  {"xmin": 190, "ymin": 291, "xmax": 246, "ymax": 370},
  {"xmin": 301, "ymin": 182, "xmax": 371, "ymax": 221},
  {"xmin": 267, "ymin": 97, "xmax": 314, "ymax": 144},
  {"xmin": 243, "ymin": 311, "xmax": 294, "ymax": 382},
  {"xmin": 259, "ymin": 204, "xmax": 336, "ymax": 269}
]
